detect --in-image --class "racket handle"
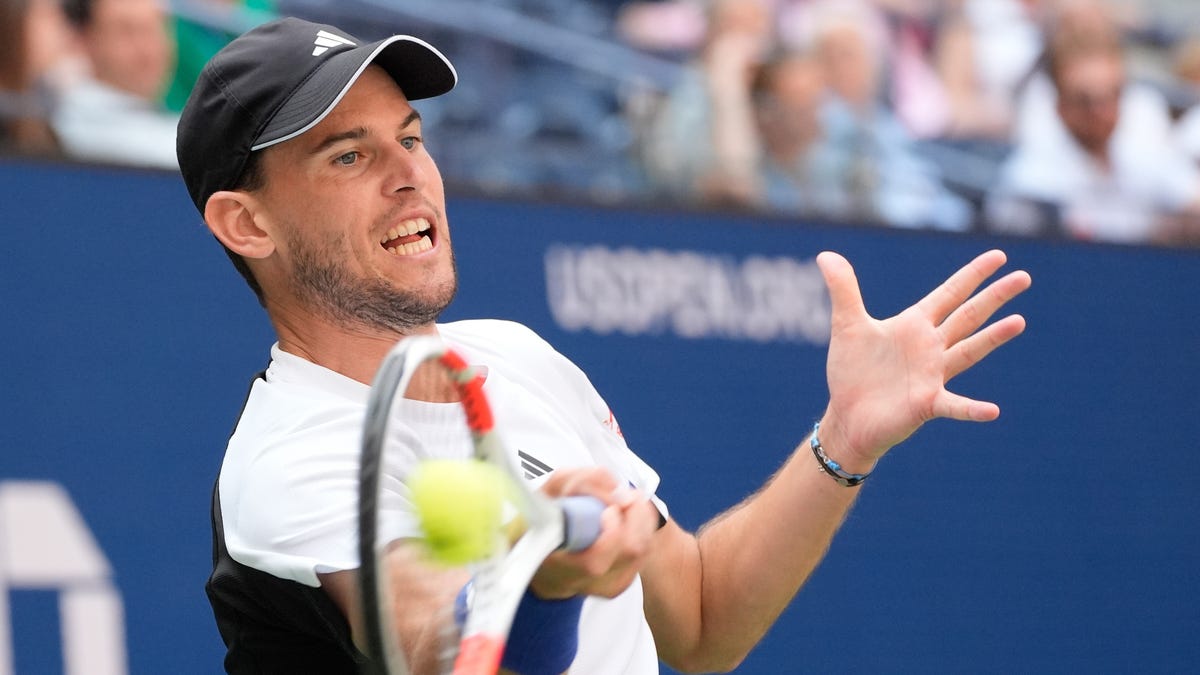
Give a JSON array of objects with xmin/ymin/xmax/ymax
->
[{"xmin": 559, "ymin": 496, "xmax": 605, "ymax": 552}]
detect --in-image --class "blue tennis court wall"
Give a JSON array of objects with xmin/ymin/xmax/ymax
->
[{"xmin": 1, "ymin": 159, "xmax": 1197, "ymax": 674}]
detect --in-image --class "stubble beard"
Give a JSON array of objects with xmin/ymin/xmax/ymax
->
[{"xmin": 286, "ymin": 227, "xmax": 458, "ymax": 335}]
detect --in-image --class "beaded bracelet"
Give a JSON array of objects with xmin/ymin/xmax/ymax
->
[{"xmin": 810, "ymin": 421, "xmax": 871, "ymax": 487}]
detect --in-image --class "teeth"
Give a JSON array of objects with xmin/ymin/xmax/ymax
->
[
  {"xmin": 384, "ymin": 233, "xmax": 433, "ymax": 256},
  {"xmin": 380, "ymin": 218, "xmax": 432, "ymax": 244}
]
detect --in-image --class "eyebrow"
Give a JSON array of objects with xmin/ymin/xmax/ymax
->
[{"xmin": 308, "ymin": 110, "xmax": 423, "ymax": 155}]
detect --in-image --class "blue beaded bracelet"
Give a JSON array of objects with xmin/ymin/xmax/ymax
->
[{"xmin": 810, "ymin": 421, "xmax": 871, "ymax": 487}]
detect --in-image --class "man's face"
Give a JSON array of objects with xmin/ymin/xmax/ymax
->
[
  {"xmin": 84, "ymin": 0, "xmax": 173, "ymax": 99},
  {"xmin": 252, "ymin": 65, "xmax": 457, "ymax": 335},
  {"xmin": 817, "ymin": 25, "xmax": 878, "ymax": 109},
  {"xmin": 757, "ymin": 56, "xmax": 824, "ymax": 150},
  {"xmin": 1056, "ymin": 54, "xmax": 1123, "ymax": 156}
]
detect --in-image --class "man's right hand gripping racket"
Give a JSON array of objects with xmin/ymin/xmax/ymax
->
[{"xmin": 358, "ymin": 336, "xmax": 604, "ymax": 675}]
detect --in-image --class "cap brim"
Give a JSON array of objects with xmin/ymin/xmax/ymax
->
[{"xmin": 251, "ymin": 35, "xmax": 457, "ymax": 151}]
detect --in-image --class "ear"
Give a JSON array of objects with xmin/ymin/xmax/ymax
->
[{"xmin": 203, "ymin": 190, "xmax": 276, "ymax": 260}]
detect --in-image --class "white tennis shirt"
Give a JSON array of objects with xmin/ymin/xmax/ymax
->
[{"xmin": 218, "ymin": 319, "xmax": 666, "ymax": 674}]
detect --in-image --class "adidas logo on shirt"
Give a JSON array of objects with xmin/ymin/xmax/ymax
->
[{"xmin": 518, "ymin": 450, "xmax": 553, "ymax": 481}]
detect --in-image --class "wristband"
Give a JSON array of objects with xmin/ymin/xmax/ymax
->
[
  {"xmin": 810, "ymin": 421, "xmax": 870, "ymax": 487},
  {"xmin": 499, "ymin": 588, "xmax": 584, "ymax": 675},
  {"xmin": 454, "ymin": 580, "xmax": 473, "ymax": 629}
]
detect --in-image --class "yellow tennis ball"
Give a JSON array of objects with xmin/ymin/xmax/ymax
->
[{"xmin": 408, "ymin": 459, "xmax": 506, "ymax": 565}]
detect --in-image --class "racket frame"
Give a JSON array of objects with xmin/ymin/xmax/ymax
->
[{"xmin": 358, "ymin": 336, "xmax": 593, "ymax": 675}]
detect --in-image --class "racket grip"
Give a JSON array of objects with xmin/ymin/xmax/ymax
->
[{"xmin": 559, "ymin": 496, "xmax": 605, "ymax": 552}]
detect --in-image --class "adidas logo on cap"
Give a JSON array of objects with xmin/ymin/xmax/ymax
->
[{"xmin": 312, "ymin": 30, "xmax": 355, "ymax": 56}]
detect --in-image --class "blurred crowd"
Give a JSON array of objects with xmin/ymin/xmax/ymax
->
[
  {"xmin": 4, "ymin": 0, "xmax": 1200, "ymax": 246},
  {"xmin": 629, "ymin": 0, "xmax": 1200, "ymax": 244},
  {"xmin": 3, "ymin": 0, "xmax": 178, "ymax": 166},
  {"xmin": 1, "ymin": 0, "xmax": 272, "ymax": 168}
]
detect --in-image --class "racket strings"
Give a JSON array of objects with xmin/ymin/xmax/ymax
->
[
  {"xmin": 363, "ymin": 342, "xmax": 524, "ymax": 675},
  {"xmin": 434, "ymin": 598, "xmax": 463, "ymax": 675}
]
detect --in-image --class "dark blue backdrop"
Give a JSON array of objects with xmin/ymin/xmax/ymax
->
[{"xmin": 2, "ymin": 159, "xmax": 1197, "ymax": 673}]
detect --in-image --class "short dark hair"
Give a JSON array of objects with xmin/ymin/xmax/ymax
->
[
  {"xmin": 221, "ymin": 150, "xmax": 267, "ymax": 306},
  {"xmin": 1046, "ymin": 32, "xmax": 1122, "ymax": 92},
  {"xmin": 1043, "ymin": 8, "xmax": 1123, "ymax": 92},
  {"xmin": 60, "ymin": 0, "xmax": 93, "ymax": 29}
]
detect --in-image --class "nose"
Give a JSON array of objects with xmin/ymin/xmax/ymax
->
[{"xmin": 381, "ymin": 139, "xmax": 428, "ymax": 196}]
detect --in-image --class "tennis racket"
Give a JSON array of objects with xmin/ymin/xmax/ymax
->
[{"xmin": 358, "ymin": 335, "xmax": 605, "ymax": 675}]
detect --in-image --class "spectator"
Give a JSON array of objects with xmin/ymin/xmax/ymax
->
[
  {"xmin": 162, "ymin": 0, "xmax": 276, "ymax": 113},
  {"xmin": 932, "ymin": 0, "xmax": 1040, "ymax": 139},
  {"xmin": 780, "ymin": 0, "xmax": 957, "ymax": 139},
  {"xmin": 1009, "ymin": 0, "xmax": 1170, "ymax": 148},
  {"xmin": 927, "ymin": 0, "xmax": 1140, "ymax": 141},
  {"xmin": 751, "ymin": 50, "xmax": 840, "ymax": 214},
  {"xmin": 641, "ymin": 0, "xmax": 777, "ymax": 207},
  {"xmin": 0, "ymin": 0, "xmax": 74, "ymax": 156},
  {"xmin": 885, "ymin": 0, "xmax": 956, "ymax": 139},
  {"xmin": 641, "ymin": 0, "xmax": 967, "ymax": 229},
  {"xmin": 805, "ymin": 2, "xmax": 971, "ymax": 229},
  {"xmin": 988, "ymin": 23, "xmax": 1200, "ymax": 243},
  {"xmin": 53, "ymin": 0, "xmax": 179, "ymax": 169}
]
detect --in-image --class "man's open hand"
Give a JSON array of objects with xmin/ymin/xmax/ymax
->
[{"xmin": 816, "ymin": 250, "xmax": 1032, "ymax": 467}]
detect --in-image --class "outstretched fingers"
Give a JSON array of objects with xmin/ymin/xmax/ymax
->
[
  {"xmin": 933, "ymin": 391, "xmax": 1001, "ymax": 422},
  {"xmin": 927, "ymin": 252, "xmax": 1030, "ymax": 425},
  {"xmin": 916, "ymin": 250, "xmax": 1008, "ymax": 324},
  {"xmin": 939, "ymin": 269, "xmax": 1032, "ymax": 347},
  {"xmin": 943, "ymin": 314, "xmax": 1027, "ymax": 381}
]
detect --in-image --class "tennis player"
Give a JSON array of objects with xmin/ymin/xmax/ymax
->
[{"xmin": 178, "ymin": 17, "xmax": 1031, "ymax": 675}]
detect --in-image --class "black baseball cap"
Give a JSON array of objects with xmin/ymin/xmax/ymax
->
[{"xmin": 177, "ymin": 17, "xmax": 457, "ymax": 214}]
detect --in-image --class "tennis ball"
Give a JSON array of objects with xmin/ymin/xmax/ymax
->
[{"xmin": 408, "ymin": 459, "xmax": 506, "ymax": 565}]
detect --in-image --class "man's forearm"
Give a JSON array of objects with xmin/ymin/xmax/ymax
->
[{"xmin": 645, "ymin": 414, "xmax": 869, "ymax": 673}]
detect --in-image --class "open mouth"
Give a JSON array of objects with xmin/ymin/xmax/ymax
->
[{"xmin": 380, "ymin": 217, "xmax": 433, "ymax": 256}]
